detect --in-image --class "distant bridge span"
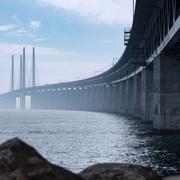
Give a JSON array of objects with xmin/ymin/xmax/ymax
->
[{"xmin": 0, "ymin": 0, "xmax": 180, "ymax": 130}]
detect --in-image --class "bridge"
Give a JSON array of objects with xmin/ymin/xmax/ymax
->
[{"xmin": 0, "ymin": 0, "xmax": 180, "ymax": 130}]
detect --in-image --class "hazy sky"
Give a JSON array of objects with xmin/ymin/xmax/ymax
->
[{"xmin": 0, "ymin": 0, "xmax": 134, "ymax": 93}]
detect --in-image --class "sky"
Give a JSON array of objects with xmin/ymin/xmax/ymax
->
[{"xmin": 0, "ymin": 0, "xmax": 134, "ymax": 93}]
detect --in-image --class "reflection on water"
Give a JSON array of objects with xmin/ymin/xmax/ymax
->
[{"xmin": 0, "ymin": 110, "xmax": 179, "ymax": 175}]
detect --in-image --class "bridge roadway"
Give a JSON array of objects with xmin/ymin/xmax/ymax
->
[{"xmin": 0, "ymin": 0, "xmax": 180, "ymax": 130}]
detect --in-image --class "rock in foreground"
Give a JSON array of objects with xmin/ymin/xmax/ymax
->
[
  {"xmin": 80, "ymin": 163, "xmax": 162, "ymax": 180},
  {"xmin": 0, "ymin": 138, "xmax": 84, "ymax": 180},
  {"xmin": 163, "ymin": 176, "xmax": 180, "ymax": 180},
  {"xmin": 0, "ymin": 138, "xmax": 174, "ymax": 180}
]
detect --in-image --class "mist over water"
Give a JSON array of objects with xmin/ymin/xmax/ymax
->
[{"xmin": 0, "ymin": 110, "xmax": 179, "ymax": 176}]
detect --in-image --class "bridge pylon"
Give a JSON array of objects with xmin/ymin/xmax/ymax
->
[{"xmin": 11, "ymin": 55, "xmax": 14, "ymax": 92}]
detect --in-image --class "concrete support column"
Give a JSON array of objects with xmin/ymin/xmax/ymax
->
[
  {"xmin": 42, "ymin": 92, "xmax": 48, "ymax": 109},
  {"xmin": 120, "ymin": 81, "xmax": 127, "ymax": 114},
  {"xmin": 114, "ymin": 83, "xmax": 120, "ymax": 113},
  {"xmin": 47, "ymin": 92, "xmax": 54, "ymax": 109},
  {"xmin": 65, "ymin": 90, "xmax": 70, "ymax": 110},
  {"xmin": 103, "ymin": 86, "xmax": 109, "ymax": 112},
  {"xmin": 109, "ymin": 85, "xmax": 116, "ymax": 113},
  {"xmin": 76, "ymin": 89, "xmax": 82, "ymax": 110},
  {"xmin": 101, "ymin": 86, "xmax": 106, "ymax": 111},
  {"xmin": 86, "ymin": 87, "xmax": 94, "ymax": 111},
  {"xmin": 127, "ymin": 78, "xmax": 134, "ymax": 115},
  {"xmin": 133, "ymin": 74, "xmax": 142, "ymax": 118},
  {"xmin": 11, "ymin": 55, "xmax": 14, "ymax": 92},
  {"xmin": 70, "ymin": 89, "xmax": 76, "ymax": 110},
  {"xmin": 31, "ymin": 92, "xmax": 37, "ymax": 109},
  {"xmin": 88, "ymin": 87, "xmax": 94, "ymax": 111},
  {"xmin": 96, "ymin": 87, "xmax": 103, "ymax": 112},
  {"xmin": 112, "ymin": 84, "xmax": 117, "ymax": 113},
  {"xmin": 82, "ymin": 88, "xmax": 88, "ymax": 111},
  {"xmin": 153, "ymin": 54, "xmax": 180, "ymax": 130},
  {"xmin": 93, "ymin": 87, "xmax": 99, "ymax": 111},
  {"xmin": 72, "ymin": 89, "xmax": 78, "ymax": 110},
  {"xmin": 97, "ymin": 86, "xmax": 103, "ymax": 112},
  {"xmin": 117, "ymin": 83, "xmax": 123, "ymax": 113},
  {"xmin": 84, "ymin": 88, "xmax": 90, "ymax": 111},
  {"xmin": 31, "ymin": 91, "xmax": 46, "ymax": 109},
  {"xmin": 90, "ymin": 87, "xmax": 95, "ymax": 111},
  {"xmin": 106, "ymin": 86, "xmax": 111, "ymax": 112},
  {"xmin": 141, "ymin": 65, "xmax": 153, "ymax": 122},
  {"xmin": 78, "ymin": 89, "xmax": 82, "ymax": 110},
  {"xmin": 20, "ymin": 94, "xmax": 25, "ymax": 109},
  {"xmin": 85, "ymin": 88, "xmax": 91, "ymax": 111},
  {"xmin": 55, "ymin": 91, "xmax": 62, "ymax": 109}
]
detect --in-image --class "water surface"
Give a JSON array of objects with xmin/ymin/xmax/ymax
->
[{"xmin": 0, "ymin": 110, "xmax": 179, "ymax": 175}]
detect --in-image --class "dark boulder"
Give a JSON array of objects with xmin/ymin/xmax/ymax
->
[
  {"xmin": 79, "ymin": 163, "xmax": 162, "ymax": 180},
  {"xmin": 0, "ymin": 138, "xmax": 166, "ymax": 180},
  {"xmin": 0, "ymin": 138, "xmax": 84, "ymax": 180},
  {"xmin": 163, "ymin": 175, "xmax": 180, "ymax": 180}
]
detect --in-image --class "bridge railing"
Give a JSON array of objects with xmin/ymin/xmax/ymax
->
[{"xmin": 142, "ymin": 0, "xmax": 180, "ymax": 62}]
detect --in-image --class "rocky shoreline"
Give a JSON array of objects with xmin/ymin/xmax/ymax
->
[{"xmin": 0, "ymin": 138, "xmax": 179, "ymax": 180}]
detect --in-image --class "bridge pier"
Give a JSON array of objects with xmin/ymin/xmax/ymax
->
[
  {"xmin": 69, "ymin": 89, "xmax": 75, "ymax": 110},
  {"xmin": 107, "ymin": 86, "xmax": 112, "ymax": 112},
  {"xmin": 97, "ymin": 87, "xmax": 103, "ymax": 112},
  {"xmin": 102, "ymin": 86, "xmax": 108, "ymax": 112},
  {"xmin": 107, "ymin": 86, "xmax": 112, "ymax": 113},
  {"xmin": 46, "ymin": 92, "xmax": 53, "ymax": 109},
  {"xmin": 141, "ymin": 65, "xmax": 153, "ymax": 122},
  {"xmin": 153, "ymin": 54, "xmax": 180, "ymax": 130},
  {"xmin": 109, "ymin": 84, "xmax": 116, "ymax": 113},
  {"xmin": 54, "ymin": 91, "xmax": 60, "ymax": 109},
  {"xmin": 66, "ymin": 90, "xmax": 72, "ymax": 110},
  {"xmin": 77, "ymin": 89, "xmax": 82, "ymax": 110},
  {"xmin": 93, "ymin": 87, "xmax": 99, "ymax": 111},
  {"xmin": 84, "ymin": 88, "xmax": 90, "ymax": 111},
  {"xmin": 127, "ymin": 78, "xmax": 134, "ymax": 115},
  {"xmin": 99, "ymin": 86, "xmax": 105, "ymax": 112},
  {"xmin": 20, "ymin": 94, "xmax": 26, "ymax": 109},
  {"xmin": 31, "ymin": 92, "xmax": 37, "ymax": 109},
  {"xmin": 113, "ymin": 84, "xmax": 119, "ymax": 113},
  {"xmin": 87, "ymin": 87, "xmax": 93, "ymax": 111},
  {"xmin": 55, "ymin": 91, "xmax": 61, "ymax": 109},
  {"xmin": 81, "ymin": 88, "xmax": 86, "ymax": 110},
  {"xmin": 31, "ymin": 92, "xmax": 43, "ymax": 109},
  {"xmin": 97, "ymin": 86, "xmax": 103, "ymax": 112},
  {"xmin": 114, "ymin": 83, "xmax": 120, "ymax": 113},
  {"xmin": 84, "ymin": 88, "xmax": 89, "ymax": 111},
  {"xmin": 120, "ymin": 81, "xmax": 127, "ymax": 114},
  {"xmin": 133, "ymin": 74, "xmax": 142, "ymax": 118},
  {"xmin": 117, "ymin": 83, "xmax": 123, "ymax": 113},
  {"xmin": 86, "ymin": 87, "xmax": 93, "ymax": 111},
  {"xmin": 31, "ymin": 90, "xmax": 57, "ymax": 110}
]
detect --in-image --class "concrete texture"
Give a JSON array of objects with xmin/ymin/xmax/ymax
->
[{"xmin": 153, "ymin": 55, "xmax": 180, "ymax": 130}]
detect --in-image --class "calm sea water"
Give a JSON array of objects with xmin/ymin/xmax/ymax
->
[{"xmin": 0, "ymin": 110, "xmax": 179, "ymax": 176}]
